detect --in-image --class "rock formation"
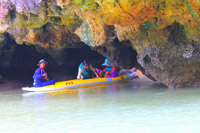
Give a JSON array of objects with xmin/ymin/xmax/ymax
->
[{"xmin": 0, "ymin": 0, "xmax": 200, "ymax": 88}]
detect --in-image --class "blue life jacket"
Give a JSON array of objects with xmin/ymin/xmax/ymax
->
[
  {"xmin": 79, "ymin": 62, "xmax": 93, "ymax": 79},
  {"xmin": 104, "ymin": 66, "xmax": 112, "ymax": 72},
  {"xmin": 32, "ymin": 67, "xmax": 46, "ymax": 87}
]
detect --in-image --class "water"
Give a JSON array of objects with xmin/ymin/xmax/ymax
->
[{"xmin": 0, "ymin": 80, "xmax": 200, "ymax": 133}]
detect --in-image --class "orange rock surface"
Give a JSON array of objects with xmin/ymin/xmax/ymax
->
[{"xmin": 0, "ymin": 0, "xmax": 199, "ymax": 47}]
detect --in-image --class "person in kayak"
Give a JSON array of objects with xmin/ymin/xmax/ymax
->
[
  {"xmin": 33, "ymin": 59, "xmax": 55, "ymax": 87},
  {"xmin": 96, "ymin": 58, "xmax": 118, "ymax": 78},
  {"xmin": 77, "ymin": 60, "xmax": 99, "ymax": 80}
]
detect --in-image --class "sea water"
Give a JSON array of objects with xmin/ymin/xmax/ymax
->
[{"xmin": 0, "ymin": 79, "xmax": 200, "ymax": 133}]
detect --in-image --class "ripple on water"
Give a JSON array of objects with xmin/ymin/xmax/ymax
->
[{"xmin": 0, "ymin": 80, "xmax": 200, "ymax": 132}]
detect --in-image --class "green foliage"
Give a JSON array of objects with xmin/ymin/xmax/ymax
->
[
  {"xmin": 50, "ymin": 17, "xmax": 61, "ymax": 24},
  {"xmin": 184, "ymin": 26, "xmax": 200, "ymax": 43},
  {"xmin": 184, "ymin": 0, "xmax": 200, "ymax": 25},
  {"xmin": 199, "ymin": 0, "xmax": 200, "ymax": 7},
  {"xmin": 140, "ymin": 21, "xmax": 154, "ymax": 32},
  {"xmin": 199, "ymin": 0, "xmax": 200, "ymax": 8},
  {"xmin": 185, "ymin": 0, "xmax": 196, "ymax": 19},
  {"xmin": 72, "ymin": 0, "xmax": 96, "ymax": 10}
]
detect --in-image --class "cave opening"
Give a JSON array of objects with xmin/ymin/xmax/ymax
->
[
  {"xmin": 0, "ymin": 34, "xmax": 144, "ymax": 89},
  {"xmin": 95, "ymin": 38, "xmax": 143, "ymax": 73},
  {"xmin": 0, "ymin": 33, "xmax": 105, "ymax": 88}
]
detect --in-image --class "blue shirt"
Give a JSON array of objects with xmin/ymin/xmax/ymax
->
[
  {"xmin": 105, "ymin": 66, "xmax": 112, "ymax": 72},
  {"xmin": 32, "ymin": 67, "xmax": 46, "ymax": 87}
]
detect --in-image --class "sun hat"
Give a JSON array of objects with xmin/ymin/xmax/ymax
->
[
  {"xmin": 37, "ymin": 59, "xmax": 48, "ymax": 66},
  {"xmin": 102, "ymin": 59, "xmax": 112, "ymax": 67}
]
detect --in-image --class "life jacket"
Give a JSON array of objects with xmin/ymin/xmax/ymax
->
[
  {"xmin": 79, "ymin": 62, "xmax": 93, "ymax": 79},
  {"xmin": 33, "ymin": 67, "xmax": 46, "ymax": 87},
  {"xmin": 104, "ymin": 66, "xmax": 118, "ymax": 78},
  {"xmin": 104, "ymin": 66, "xmax": 114, "ymax": 73}
]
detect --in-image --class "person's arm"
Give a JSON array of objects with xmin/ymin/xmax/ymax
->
[
  {"xmin": 33, "ymin": 69, "xmax": 43, "ymax": 79},
  {"xmin": 77, "ymin": 68, "xmax": 82, "ymax": 80},
  {"xmin": 93, "ymin": 70, "xmax": 100, "ymax": 78},
  {"xmin": 90, "ymin": 65, "xmax": 99, "ymax": 78},
  {"xmin": 41, "ymin": 69, "xmax": 48, "ymax": 80},
  {"xmin": 104, "ymin": 71, "xmax": 110, "ymax": 77},
  {"xmin": 43, "ymin": 73, "xmax": 48, "ymax": 80}
]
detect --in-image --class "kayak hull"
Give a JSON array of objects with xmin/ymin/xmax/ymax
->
[{"xmin": 22, "ymin": 72, "xmax": 136, "ymax": 92}]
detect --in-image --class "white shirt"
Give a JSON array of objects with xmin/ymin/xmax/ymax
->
[{"xmin": 77, "ymin": 68, "xmax": 83, "ymax": 79}]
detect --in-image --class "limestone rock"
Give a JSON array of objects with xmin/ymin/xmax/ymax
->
[{"xmin": 0, "ymin": 0, "xmax": 200, "ymax": 88}]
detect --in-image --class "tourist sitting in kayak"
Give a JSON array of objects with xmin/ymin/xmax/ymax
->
[
  {"xmin": 33, "ymin": 59, "xmax": 55, "ymax": 87},
  {"xmin": 77, "ymin": 60, "xmax": 99, "ymax": 80},
  {"xmin": 96, "ymin": 59, "xmax": 118, "ymax": 78}
]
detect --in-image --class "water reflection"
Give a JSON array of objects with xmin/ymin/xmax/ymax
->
[
  {"xmin": 22, "ymin": 84, "xmax": 117, "ymax": 99},
  {"xmin": 22, "ymin": 80, "xmax": 163, "ymax": 103},
  {"xmin": 2, "ymin": 80, "xmax": 200, "ymax": 132}
]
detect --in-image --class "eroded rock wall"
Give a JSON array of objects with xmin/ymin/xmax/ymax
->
[
  {"xmin": 131, "ymin": 22, "xmax": 200, "ymax": 88},
  {"xmin": 0, "ymin": 0, "xmax": 200, "ymax": 88}
]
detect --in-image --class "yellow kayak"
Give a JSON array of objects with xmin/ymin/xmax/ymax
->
[{"xmin": 22, "ymin": 72, "xmax": 136, "ymax": 92}]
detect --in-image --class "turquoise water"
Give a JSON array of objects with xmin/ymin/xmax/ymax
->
[{"xmin": 0, "ymin": 80, "xmax": 200, "ymax": 133}]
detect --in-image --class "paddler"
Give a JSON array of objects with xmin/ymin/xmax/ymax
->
[
  {"xmin": 96, "ymin": 58, "xmax": 118, "ymax": 78},
  {"xmin": 77, "ymin": 60, "xmax": 99, "ymax": 80},
  {"xmin": 33, "ymin": 59, "xmax": 55, "ymax": 87}
]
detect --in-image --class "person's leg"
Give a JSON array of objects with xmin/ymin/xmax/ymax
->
[
  {"xmin": 104, "ymin": 71, "xmax": 110, "ymax": 78},
  {"xmin": 41, "ymin": 80, "xmax": 55, "ymax": 87},
  {"xmin": 100, "ymin": 71, "xmax": 105, "ymax": 78},
  {"xmin": 111, "ymin": 71, "xmax": 118, "ymax": 77},
  {"xmin": 34, "ymin": 84, "xmax": 41, "ymax": 87},
  {"xmin": 96, "ymin": 69, "xmax": 101, "ymax": 76}
]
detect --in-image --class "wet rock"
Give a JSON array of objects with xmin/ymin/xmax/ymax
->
[
  {"xmin": 0, "ymin": 33, "xmax": 105, "ymax": 83},
  {"xmin": 0, "ymin": 1, "xmax": 200, "ymax": 88},
  {"xmin": 95, "ymin": 37, "xmax": 156, "ymax": 81},
  {"xmin": 95, "ymin": 38, "xmax": 137, "ymax": 69},
  {"xmin": 131, "ymin": 22, "xmax": 200, "ymax": 88},
  {"xmin": 0, "ymin": 33, "xmax": 17, "ymax": 69}
]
